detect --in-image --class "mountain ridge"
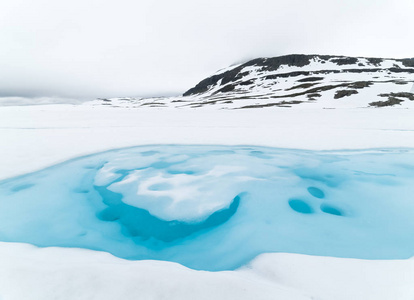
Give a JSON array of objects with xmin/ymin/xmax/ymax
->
[
  {"xmin": 88, "ymin": 54, "xmax": 414, "ymax": 109},
  {"xmin": 183, "ymin": 54, "xmax": 414, "ymax": 96}
]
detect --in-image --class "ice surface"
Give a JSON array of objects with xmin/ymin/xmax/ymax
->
[{"xmin": 1, "ymin": 145, "xmax": 414, "ymax": 271}]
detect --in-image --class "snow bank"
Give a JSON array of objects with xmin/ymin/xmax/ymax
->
[{"xmin": 0, "ymin": 242, "xmax": 413, "ymax": 300}]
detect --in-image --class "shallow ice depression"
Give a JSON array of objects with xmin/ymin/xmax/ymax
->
[{"xmin": 1, "ymin": 145, "xmax": 414, "ymax": 271}]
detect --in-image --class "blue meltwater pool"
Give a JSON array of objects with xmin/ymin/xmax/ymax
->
[{"xmin": 1, "ymin": 145, "xmax": 414, "ymax": 271}]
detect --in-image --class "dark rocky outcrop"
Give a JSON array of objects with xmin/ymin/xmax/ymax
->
[
  {"xmin": 331, "ymin": 57, "xmax": 359, "ymax": 65},
  {"xmin": 238, "ymin": 100, "xmax": 303, "ymax": 109},
  {"xmin": 369, "ymin": 97, "xmax": 404, "ymax": 107},
  {"xmin": 334, "ymin": 90, "xmax": 359, "ymax": 99},
  {"xmin": 379, "ymin": 92, "xmax": 414, "ymax": 101},
  {"xmin": 349, "ymin": 81, "xmax": 373, "ymax": 89},
  {"xmin": 307, "ymin": 93, "xmax": 322, "ymax": 99},
  {"xmin": 182, "ymin": 54, "xmax": 414, "ymax": 108},
  {"xmin": 297, "ymin": 77, "xmax": 324, "ymax": 82},
  {"xmin": 184, "ymin": 54, "xmax": 337, "ymax": 96},
  {"xmin": 369, "ymin": 91, "xmax": 414, "ymax": 107},
  {"xmin": 214, "ymin": 84, "xmax": 236, "ymax": 94},
  {"xmin": 286, "ymin": 83, "xmax": 318, "ymax": 91},
  {"xmin": 366, "ymin": 57, "xmax": 383, "ymax": 66},
  {"xmin": 399, "ymin": 58, "xmax": 414, "ymax": 68}
]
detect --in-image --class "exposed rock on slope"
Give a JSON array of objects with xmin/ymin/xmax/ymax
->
[{"xmin": 89, "ymin": 54, "xmax": 414, "ymax": 109}]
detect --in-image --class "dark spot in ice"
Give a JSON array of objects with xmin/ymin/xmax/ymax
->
[
  {"xmin": 148, "ymin": 183, "xmax": 173, "ymax": 191},
  {"xmin": 250, "ymin": 150, "xmax": 264, "ymax": 156},
  {"xmin": 141, "ymin": 151, "xmax": 159, "ymax": 156},
  {"xmin": 11, "ymin": 183, "xmax": 34, "ymax": 192},
  {"xmin": 288, "ymin": 199, "xmax": 314, "ymax": 214},
  {"xmin": 307, "ymin": 187, "xmax": 325, "ymax": 199},
  {"xmin": 73, "ymin": 188, "xmax": 90, "ymax": 194},
  {"xmin": 84, "ymin": 165, "xmax": 100, "ymax": 170},
  {"xmin": 249, "ymin": 151, "xmax": 272, "ymax": 159},
  {"xmin": 98, "ymin": 207, "xmax": 121, "ymax": 221},
  {"xmin": 320, "ymin": 204, "xmax": 344, "ymax": 216},
  {"xmin": 167, "ymin": 169, "xmax": 197, "ymax": 175}
]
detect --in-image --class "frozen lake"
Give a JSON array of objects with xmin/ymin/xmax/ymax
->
[{"xmin": 1, "ymin": 145, "xmax": 414, "ymax": 271}]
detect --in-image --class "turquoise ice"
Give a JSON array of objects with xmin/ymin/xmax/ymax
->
[{"xmin": 1, "ymin": 145, "xmax": 414, "ymax": 271}]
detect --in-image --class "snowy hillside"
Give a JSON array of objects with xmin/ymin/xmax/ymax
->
[{"xmin": 88, "ymin": 54, "xmax": 414, "ymax": 109}]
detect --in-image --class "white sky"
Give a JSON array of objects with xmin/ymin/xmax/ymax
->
[{"xmin": 0, "ymin": 0, "xmax": 413, "ymax": 100}]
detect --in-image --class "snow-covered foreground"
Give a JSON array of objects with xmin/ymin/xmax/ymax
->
[
  {"xmin": 1, "ymin": 104, "xmax": 414, "ymax": 299},
  {"xmin": 1, "ymin": 242, "xmax": 413, "ymax": 300}
]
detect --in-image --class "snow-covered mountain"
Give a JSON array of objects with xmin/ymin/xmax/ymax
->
[{"xmin": 88, "ymin": 54, "xmax": 414, "ymax": 109}]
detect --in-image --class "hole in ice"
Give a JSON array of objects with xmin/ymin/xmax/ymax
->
[
  {"xmin": 320, "ymin": 204, "xmax": 344, "ymax": 216},
  {"xmin": 1, "ymin": 145, "xmax": 414, "ymax": 271},
  {"xmin": 307, "ymin": 187, "xmax": 325, "ymax": 199},
  {"xmin": 288, "ymin": 199, "xmax": 314, "ymax": 214}
]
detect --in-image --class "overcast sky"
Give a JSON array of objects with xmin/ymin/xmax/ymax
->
[{"xmin": 1, "ymin": 0, "xmax": 413, "ymax": 100}]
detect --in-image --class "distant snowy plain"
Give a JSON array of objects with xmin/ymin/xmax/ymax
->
[{"xmin": 1, "ymin": 104, "xmax": 414, "ymax": 299}]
